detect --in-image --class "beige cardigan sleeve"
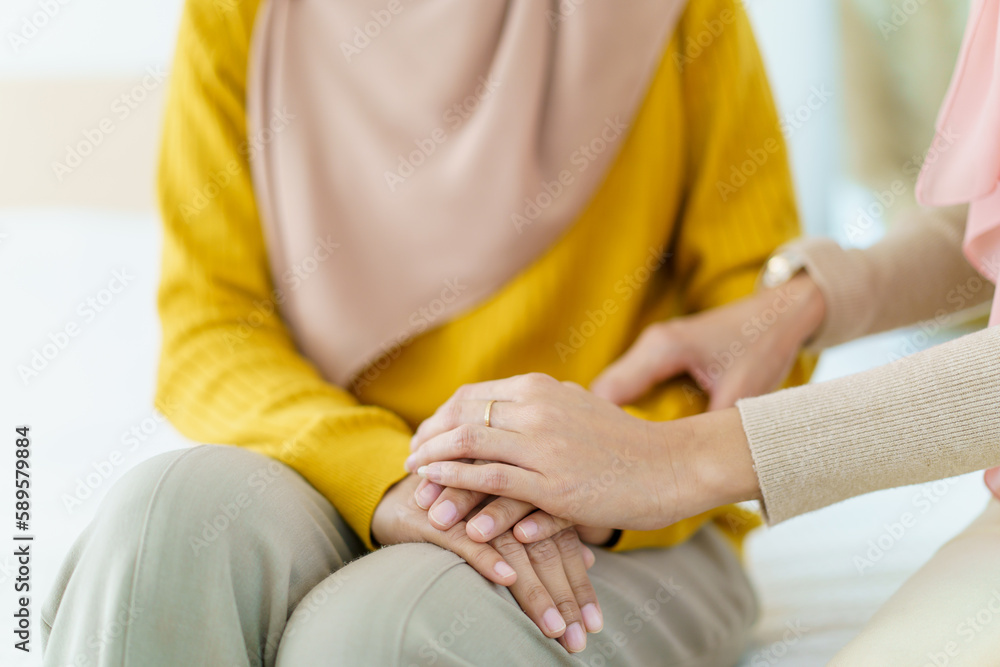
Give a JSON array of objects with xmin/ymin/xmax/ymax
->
[
  {"xmin": 792, "ymin": 206, "xmax": 992, "ymax": 350},
  {"xmin": 737, "ymin": 208, "xmax": 998, "ymax": 523},
  {"xmin": 739, "ymin": 327, "xmax": 1000, "ymax": 523}
]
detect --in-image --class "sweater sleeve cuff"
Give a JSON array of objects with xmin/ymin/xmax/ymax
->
[
  {"xmin": 737, "ymin": 328, "xmax": 1000, "ymax": 525},
  {"xmin": 736, "ymin": 395, "xmax": 808, "ymax": 525}
]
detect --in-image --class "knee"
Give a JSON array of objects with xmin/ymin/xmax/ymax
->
[
  {"xmin": 278, "ymin": 543, "xmax": 529, "ymax": 666},
  {"xmin": 88, "ymin": 445, "xmax": 301, "ymax": 560}
]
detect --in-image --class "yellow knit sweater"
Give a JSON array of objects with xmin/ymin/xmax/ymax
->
[{"xmin": 156, "ymin": 0, "xmax": 812, "ymax": 552}]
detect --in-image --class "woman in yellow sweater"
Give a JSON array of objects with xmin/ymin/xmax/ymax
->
[{"xmin": 42, "ymin": 0, "xmax": 814, "ymax": 665}]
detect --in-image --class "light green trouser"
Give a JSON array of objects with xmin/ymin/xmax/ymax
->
[{"xmin": 41, "ymin": 445, "xmax": 758, "ymax": 667}]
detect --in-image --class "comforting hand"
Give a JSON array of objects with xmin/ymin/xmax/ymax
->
[
  {"xmin": 372, "ymin": 474, "xmax": 602, "ymax": 652},
  {"xmin": 406, "ymin": 373, "xmax": 761, "ymax": 530},
  {"xmin": 590, "ymin": 272, "xmax": 825, "ymax": 409}
]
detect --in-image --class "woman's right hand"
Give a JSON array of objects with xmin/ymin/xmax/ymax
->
[
  {"xmin": 590, "ymin": 272, "xmax": 825, "ymax": 409},
  {"xmin": 372, "ymin": 474, "xmax": 600, "ymax": 653}
]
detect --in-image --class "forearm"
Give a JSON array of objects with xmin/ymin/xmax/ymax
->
[
  {"xmin": 788, "ymin": 207, "xmax": 992, "ymax": 349},
  {"xmin": 608, "ymin": 507, "xmax": 760, "ymax": 553},
  {"xmin": 611, "ymin": 406, "xmax": 764, "ymax": 552},
  {"xmin": 640, "ymin": 407, "xmax": 762, "ymax": 527},
  {"xmin": 609, "ymin": 277, "xmax": 821, "ymax": 549},
  {"xmin": 737, "ymin": 327, "xmax": 1000, "ymax": 523},
  {"xmin": 609, "ymin": 382, "xmax": 762, "ymax": 551}
]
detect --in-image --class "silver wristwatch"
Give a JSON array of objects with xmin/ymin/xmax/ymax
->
[{"xmin": 760, "ymin": 250, "xmax": 807, "ymax": 289}]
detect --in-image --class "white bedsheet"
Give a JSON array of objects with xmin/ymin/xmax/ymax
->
[{"xmin": 0, "ymin": 209, "xmax": 989, "ymax": 667}]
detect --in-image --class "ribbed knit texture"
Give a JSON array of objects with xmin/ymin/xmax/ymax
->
[
  {"xmin": 786, "ymin": 207, "xmax": 993, "ymax": 350},
  {"xmin": 743, "ymin": 206, "xmax": 997, "ymax": 523},
  {"xmin": 156, "ymin": 0, "xmax": 808, "ymax": 551},
  {"xmin": 739, "ymin": 327, "xmax": 1000, "ymax": 524}
]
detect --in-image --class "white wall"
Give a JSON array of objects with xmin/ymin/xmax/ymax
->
[
  {"xmin": 747, "ymin": 0, "xmax": 844, "ymax": 236},
  {"xmin": 0, "ymin": 0, "xmax": 184, "ymax": 209},
  {"xmin": 0, "ymin": 0, "xmax": 182, "ymax": 77}
]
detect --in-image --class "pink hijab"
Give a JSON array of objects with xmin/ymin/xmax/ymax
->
[
  {"xmin": 247, "ymin": 1, "xmax": 687, "ymax": 387},
  {"xmin": 917, "ymin": 0, "xmax": 1000, "ymax": 326}
]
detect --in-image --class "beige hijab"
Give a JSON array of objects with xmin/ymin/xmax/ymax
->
[{"xmin": 248, "ymin": 0, "xmax": 687, "ymax": 387}]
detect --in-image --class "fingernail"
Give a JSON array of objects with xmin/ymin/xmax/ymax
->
[
  {"xmin": 565, "ymin": 622, "xmax": 587, "ymax": 652},
  {"xmin": 404, "ymin": 453, "xmax": 417, "ymax": 472},
  {"xmin": 494, "ymin": 561, "xmax": 515, "ymax": 580},
  {"xmin": 986, "ymin": 467, "xmax": 1000, "ymax": 491},
  {"xmin": 542, "ymin": 608, "xmax": 566, "ymax": 635},
  {"xmin": 582, "ymin": 603, "xmax": 603, "ymax": 633},
  {"xmin": 468, "ymin": 515, "xmax": 495, "ymax": 539},
  {"xmin": 429, "ymin": 500, "xmax": 457, "ymax": 527},
  {"xmin": 417, "ymin": 464, "xmax": 441, "ymax": 483},
  {"xmin": 517, "ymin": 520, "xmax": 538, "ymax": 540},
  {"xmin": 414, "ymin": 483, "xmax": 440, "ymax": 509}
]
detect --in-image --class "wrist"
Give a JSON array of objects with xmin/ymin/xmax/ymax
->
[
  {"xmin": 371, "ymin": 478, "xmax": 407, "ymax": 547},
  {"xmin": 783, "ymin": 272, "xmax": 826, "ymax": 346},
  {"xmin": 370, "ymin": 497, "xmax": 391, "ymax": 547},
  {"xmin": 655, "ymin": 408, "xmax": 761, "ymax": 522}
]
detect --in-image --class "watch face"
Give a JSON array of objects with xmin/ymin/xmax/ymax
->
[{"xmin": 762, "ymin": 254, "xmax": 794, "ymax": 288}]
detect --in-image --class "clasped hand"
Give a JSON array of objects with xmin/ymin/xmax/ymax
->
[
  {"xmin": 385, "ymin": 278, "xmax": 826, "ymax": 652},
  {"xmin": 373, "ymin": 449, "xmax": 605, "ymax": 651}
]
